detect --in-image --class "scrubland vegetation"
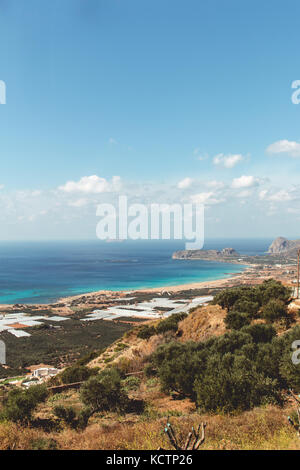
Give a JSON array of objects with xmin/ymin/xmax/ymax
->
[{"xmin": 0, "ymin": 279, "xmax": 300, "ymax": 450}]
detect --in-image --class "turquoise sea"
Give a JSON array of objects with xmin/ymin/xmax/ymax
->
[{"xmin": 0, "ymin": 239, "xmax": 272, "ymax": 304}]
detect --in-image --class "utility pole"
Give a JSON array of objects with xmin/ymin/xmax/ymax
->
[{"xmin": 297, "ymin": 249, "xmax": 300, "ymax": 299}]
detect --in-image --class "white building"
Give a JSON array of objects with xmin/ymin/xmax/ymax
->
[{"xmin": 33, "ymin": 367, "xmax": 59, "ymax": 378}]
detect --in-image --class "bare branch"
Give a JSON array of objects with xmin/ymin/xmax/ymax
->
[
  {"xmin": 161, "ymin": 419, "xmax": 206, "ymax": 450},
  {"xmin": 287, "ymin": 390, "xmax": 300, "ymax": 438}
]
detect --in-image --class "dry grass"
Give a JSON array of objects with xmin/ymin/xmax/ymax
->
[
  {"xmin": 2, "ymin": 300, "xmax": 299, "ymax": 450},
  {"xmin": 0, "ymin": 404, "xmax": 299, "ymax": 450},
  {"xmin": 178, "ymin": 305, "xmax": 226, "ymax": 343},
  {"xmin": 87, "ymin": 305, "xmax": 227, "ymax": 373},
  {"xmin": 88, "ymin": 324, "xmax": 174, "ymax": 373},
  {"xmin": 1, "ymin": 373, "xmax": 299, "ymax": 451}
]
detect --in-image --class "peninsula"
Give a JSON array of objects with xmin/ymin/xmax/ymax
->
[{"xmin": 172, "ymin": 236, "xmax": 300, "ymax": 266}]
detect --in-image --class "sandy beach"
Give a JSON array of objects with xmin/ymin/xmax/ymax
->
[
  {"xmin": 0, "ymin": 260, "xmax": 297, "ymax": 313},
  {"xmin": 59, "ymin": 269, "xmax": 250, "ymax": 303},
  {"xmin": 0, "ymin": 270, "xmax": 247, "ymax": 313}
]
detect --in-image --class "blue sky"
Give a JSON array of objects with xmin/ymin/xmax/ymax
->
[{"xmin": 0, "ymin": 0, "xmax": 300, "ymax": 240}]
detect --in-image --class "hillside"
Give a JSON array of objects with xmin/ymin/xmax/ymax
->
[
  {"xmin": 268, "ymin": 237, "xmax": 300, "ymax": 255},
  {"xmin": 0, "ymin": 279, "xmax": 300, "ymax": 450},
  {"xmin": 87, "ymin": 304, "xmax": 227, "ymax": 372}
]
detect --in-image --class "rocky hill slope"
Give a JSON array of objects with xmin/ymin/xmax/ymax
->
[{"xmin": 268, "ymin": 237, "xmax": 300, "ymax": 255}]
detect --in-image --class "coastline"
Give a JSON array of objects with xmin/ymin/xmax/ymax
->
[
  {"xmin": 1, "ymin": 238, "xmax": 294, "ymax": 308},
  {"xmin": 0, "ymin": 261, "xmax": 249, "ymax": 307},
  {"xmin": 59, "ymin": 265, "xmax": 252, "ymax": 304},
  {"xmin": 0, "ymin": 270, "xmax": 248, "ymax": 312},
  {"xmin": 0, "ymin": 257, "xmax": 296, "ymax": 310}
]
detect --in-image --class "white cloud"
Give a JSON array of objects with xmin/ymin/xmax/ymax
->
[
  {"xmin": 236, "ymin": 189, "xmax": 252, "ymax": 198},
  {"xmin": 68, "ymin": 198, "xmax": 89, "ymax": 208},
  {"xmin": 31, "ymin": 190, "xmax": 42, "ymax": 197},
  {"xmin": 231, "ymin": 175, "xmax": 259, "ymax": 189},
  {"xmin": 287, "ymin": 207, "xmax": 300, "ymax": 214},
  {"xmin": 206, "ymin": 180, "xmax": 225, "ymax": 189},
  {"xmin": 262, "ymin": 189, "xmax": 293, "ymax": 202},
  {"xmin": 112, "ymin": 175, "xmax": 122, "ymax": 191},
  {"xmin": 190, "ymin": 192, "xmax": 224, "ymax": 205},
  {"xmin": 266, "ymin": 139, "xmax": 300, "ymax": 158},
  {"xmin": 58, "ymin": 175, "xmax": 121, "ymax": 194},
  {"xmin": 213, "ymin": 153, "xmax": 243, "ymax": 168},
  {"xmin": 259, "ymin": 190, "xmax": 268, "ymax": 200},
  {"xmin": 177, "ymin": 177, "xmax": 193, "ymax": 189},
  {"xmin": 268, "ymin": 189, "xmax": 293, "ymax": 202},
  {"xmin": 108, "ymin": 137, "xmax": 117, "ymax": 144}
]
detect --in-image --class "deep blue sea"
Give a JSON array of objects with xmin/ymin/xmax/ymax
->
[{"xmin": 0, "ymin": 239, "xmax": 272, "ymax": 304}]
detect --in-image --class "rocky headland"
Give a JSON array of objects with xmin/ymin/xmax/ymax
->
[{"xmin": 172, "ymin": 237, "xmax": 300, "ymax": 265}]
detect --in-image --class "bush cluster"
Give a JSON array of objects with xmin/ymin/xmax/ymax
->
[
  {"xmin": 60, "ymin": 365, "xmax": 99, "ymax": 385},
  {"xmin": 137, "ymin": 313, "xmax": 187, "ymax": 340},
  {"xmin": 0, "ymin": 384, "xmax": 48, "ymax": 423},
  {"xmin": 150, "ymin": 324, "xmax": 300, "ymax": 413},
  {"xmin": 53, "ymin": 404, "xmax": 92, "ymax": 430},
  {"xmin": 213, "ymin": 279, "xmax": 291, "ymax": 329},
  {"xmin": 80, "ymin": 368, "xmax": 129, "ymax": 414},
  {"xmin": 122, "ymin": 376, "xmax": 141, "ymax": 392}
]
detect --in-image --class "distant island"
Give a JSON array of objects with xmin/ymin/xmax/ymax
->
[{"xmin": 172, "ymin": 237, "xmax": 300, "ymax": 265}]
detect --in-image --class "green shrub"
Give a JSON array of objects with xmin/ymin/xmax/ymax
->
[
  {"xmin": 80, "ymin": 368, "xmax": 129, "ymax": 413},
  {"xmin": 53, "ymin": 405, "xmax": 77, "ymax": 427},
  {"xmin": 26, "ymin": 383, "xmax": 49, "ymax": 403},
  {"xmin": 77, "ymin": 406, "xmax": 93, "ymax": 429},
  {"xmin": 151, "ymin": 341, "xmax": 208, "ymax": 399},
  {"xmin": 262, "ymin": 299, "xmax": 288, "ymax": 322},
  {"xmin": 53, "ymin": 404, "xmax": 92, "ymax": 430},
  {"xmin": 155, "ymin": 313, "xmax": 187, "ymax": 335},
  {"xmin": 259, "ymin": 280, "xmax": 291, "ymax": 305},
  {"xmin": 60, "ymin": 365, "xmax": 98, "ymax": 384},
  {"xmin": 30, "ymin": 438, "xmax": 58, "ymax": 450},
  {"xmin": 225, "ymin": 311, "xmax": 251, "ymax": 330},
  {"xmin": 1, "ymin": 384, "xmax": 48, "ymax": 424},
  {"xmin": 146, "ymin": 377, "xmax": 159, "ymax": 388},
  {"xmin": 144, "ymin": 363, "xmax": 157, "ymax": 377},
  {"xmin": 150, "ymin": 326, "xmax": 300, "ymax": 412},
  {"xmin": 114, "ymin": 343, "xmax": 129, "ymax": 352},
  {"xmin": 213, "ymin": 280, "xmax": 291, "ymax": 315},
  {"xmin": 122, "ymin": 376, "xmax": 141, "ymax": 391},
  {"xmin": 241, "ymin": 324, "xmax": 276, "ymax": 343},
  {"xmin": 76, "ymin": 349, "xmax": 104, "ymax": 366},
  {"xmin": 194, "ymin": 353, "xmax": 280, "ymax": 413},
  {"xmin": 137, "ymin": 325, "xmax": 156, "ymax": 340},
  {"xmin": 137, "ymin": 313, "xmax": 187, "ymax": 339},
  {"xmin": 233, "ymin": 299, "xmax": 260, "ymax": 317},
  {"xmin": 278, "ymin": 325, "xmax": 300, "ymax": 391},
  {"xmin": 212, "ymin": 288, "xmax": 242, "ymax": 311}
]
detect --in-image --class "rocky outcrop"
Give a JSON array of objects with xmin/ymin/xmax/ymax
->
[
  {"xmin": 172, "ymin": 237, "xmax": 300, "ymax": 264},
  {"xmin": 268, "ymin": 237, "xmax": 300, "ymax": 254},
  {"xmin": 172, "ymin": 248, "xmax": 239, "ymax": 260},
  {"xmin": 221, "ymin": 248, "xmax": 237, "ymax": 256}
]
